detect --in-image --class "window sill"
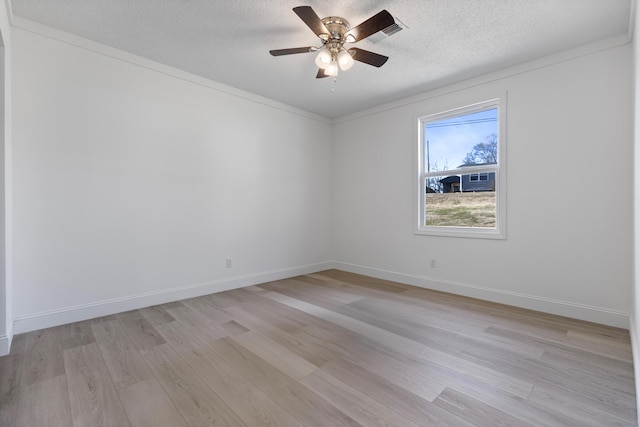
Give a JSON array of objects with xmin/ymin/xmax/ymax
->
[{"xmin": 415, "ymin": 227, "xmax": 506, "ymax": 240}]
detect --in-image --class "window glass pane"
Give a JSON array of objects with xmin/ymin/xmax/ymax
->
[
  {"xmin": 424, "ymin": 108, "xmax": 498, "ymax": 172},
  {"xmin": 425, "ymin": 178, "xmax": 496, "ymax": 228}
]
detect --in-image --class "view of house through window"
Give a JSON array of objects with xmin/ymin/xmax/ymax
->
[{"xmin": 418, "ymin": 99, "xmax": 503, "ymax": 237}]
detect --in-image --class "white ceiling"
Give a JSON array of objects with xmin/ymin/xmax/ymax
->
[{"xmin": 9, "ymin": 0, "xmax": 633, "ymax": 118}]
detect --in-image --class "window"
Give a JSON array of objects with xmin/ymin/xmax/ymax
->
[
  {"xmin": 416, "ymin": 97, "xmax": 506, "ymax": 239},
  {"xmin": 469, "ymin": 173, "xmax": 489, "ymax": 182}
]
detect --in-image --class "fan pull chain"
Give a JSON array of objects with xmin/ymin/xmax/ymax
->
[{"xmin": 331, "ymin": 77, "xmax": 337, "ymax": 93}]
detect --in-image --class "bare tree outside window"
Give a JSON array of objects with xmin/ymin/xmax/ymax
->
[{"xmin": 462, "ymin": 134, "xmax": 498, "ymax": 165}]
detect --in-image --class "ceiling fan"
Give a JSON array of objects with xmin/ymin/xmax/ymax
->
[{"xmin": 269, "ymin": 6, "xmax": 395, "ymax": 79}]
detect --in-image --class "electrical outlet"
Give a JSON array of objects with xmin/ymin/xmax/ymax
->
[
  {"xmin": 226, "ymin": 257, "xmax": 232, "ymax": 268},
  {"xmin": 430, "ymin": 258, "xmax": 436, "ymax": 268}
]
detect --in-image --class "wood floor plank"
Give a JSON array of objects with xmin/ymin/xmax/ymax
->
[
  {"xmin": 167, "ymin": 305, "xmax": 231, "ymax": 340},
  {"xmin": 303, "ymin": 273, "xmax": 412, "ymax": 301},
  {"xmin": 14, "ymin": 374, "xmax": 72, "ymax": 427},
  {"xmin": 223, "ymin": 304, "xmax": 334, "ymax": 366},
  {"xmin": 310, "ymin": 269, "xmax": 409, "ymax": 293},
  {"xmin": 349, "ymin": 295, "xmax": 490, "ymax": 335},
  {"xmin": 401, "ymin": 282, "xmax": 630, "ymax": 347},
  {"xmin": 318, "ymin": 358, "xmax": 474, "ymax": 427},
  {"xmin": 433, "ymin": 387, "xmax": 535, "ymax": 427},
  {"xmin": 203, "ymin": 288, "xmax": 253, "ymax": 309},
  {"xmin": 301, "ymin": 369, "xmax": 422, "ymax": 427},
  {"xmin": 284, "ymin": 277, "xmax": 368, "ymax": 304},
  {"xmin": 540, "ymin": 345, "xmax": 634, "ymax": 382},
  {"xmin": 400, "ymin": 284, "xmax": 568, "ymax": 324},
  {"xmin": 21, "ymin": 327, "xmax": 65, "ymax": 386},
  {"xmin": 180, "ymin": 296, "xmax": 233, "ymax": 324},
  {"xmin": 157, "ymin": 320, "xmax": 305, "ymax": 427},
  {"xmin": 446, "ymin": 375, "xmax": 598, "ymax": 427},
  {"xmin": 487, "ymin": 324, "xmax": 633, "ymax": 364},
  {"xmin": 486, "ymin": 325, "xmax": 635, "ymax": 377},
  {"xmin": 350, "ymin": 296, "xmax": 545, "ymax": 358},
  {"xmin": 59, "ymin": 320, "xmax": 97, "ymax": 350},
  {"xmin": 63, "ymin": 343, "xmax": 130, "ymax": 427},
  {"xmin": 189, "ymin": 364, "xmax": 306, "ymax": 427},
  {"xmin": 117, "ymin": 316, "xmax": 166, "ymax": 350},
  {"xmin": 302, "ymin": 325, "xmax": 449, "ymax": 402},
  {"xmin": 118, "ymin": 378, "xmax": 189, "ymax": 427},
  {"xmin": 220, "ymin": 319, "xmax": 250, "ymax": 336},
  {"xmin": 539, "ymin": 348, "xmax": 635, "ymax": 395},
  {"xmin": 155, "ymin": 315, "xmax": 219, "ymax": 351},
  {"xmin": 527, "ymin": 385, "xmax": 637, "ymax": 427},
  {"xmin": 116, "ymin": 309, "xmax": 145, "ymax": 322},
  {"xmin": 138, "ymin": 304, "xmax": 176, "ymax": 327},
  {"xmin": 209, "ymin": 337, "xmax": 360, "ymax": 427},
  {"xmin": 565, "ymin": 328, "xmax": 633, "ymax": 361},
  {"xmin": 457, "ymin": 333, "xmax": 637, "ymax": 421},
  {"xmin": 226, "ymin": 295, "xmax": 310, "ymax": 332},
  {"xmin": 139, "ymin": 342, "xmax": 246, "ymax": 427},
  {"xmin": 0, "ymin": 334, "xmax": 27, "ymax": 427},
  {"xmin": 91, "ymin": 319, "xmax": 153, "ymax": 389},
  {"xmin": 231, "ymin": 331, "xmax": 318, "ymax": 380},
  {"xmin": 292, "ymin": 281, "xmax": 547, "ymax": 363},
  {"xmin": 242, "ymin": 285, "xmax": 268, "ymax": 293}
]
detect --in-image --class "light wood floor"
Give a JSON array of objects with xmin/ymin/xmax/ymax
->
[{"xmin": 0, "ymin": 270, "xmax": 636, "ymax": 426}]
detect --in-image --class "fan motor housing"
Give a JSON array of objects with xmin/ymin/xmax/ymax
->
[{"xmin": 321, "ymin": 16, "xmax": 350, "ymax": 41}]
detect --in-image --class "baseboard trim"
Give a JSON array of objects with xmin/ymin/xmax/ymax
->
[
  {"xmin": 333, "ymin": 262, "xmax": 630, "ymax": 329},
  {"xmin": 0, "ymin": 333, "xmax": 10, "ymax": 356},
  {"xmin": 12, "ymin": 261, "xmax": 334, "ymax": 334},
  {"xmin": 12, "ymin": 260, "xmax": 631, "ymax": 335}
]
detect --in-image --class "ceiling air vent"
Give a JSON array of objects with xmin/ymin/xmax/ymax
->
[{"xmin": 367, "ymin": 17, "xmax": 407, "ymax": 43}]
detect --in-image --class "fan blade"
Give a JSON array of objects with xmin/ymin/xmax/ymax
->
[
  {"xmin": 346, "ymin": 10, "xmax": 395, "ymax": 42},
  {"xmin": 350, "ymin": 48, "xmax": 389, "ymax": 67},
  {"xmin": 316, "ymin": 69, "xmax": 329, "ymax": 79},
  {"xmin": 270, "ymin": 47, "xmax": 315, "ymax": 56},
  {"xmin": 293, "ymin": 6, "xmax": 330, "ymax": 38}
]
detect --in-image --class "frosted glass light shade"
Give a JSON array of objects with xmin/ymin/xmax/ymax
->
[
  {"xmin": 315, "ymin": 49, "xmax": 332, "ymax": 69},
  {"xmin": 325, "ymin": 61, "xmax": 338, "ymax": 76},
  {"xmin": 337, "ymin": 49, "xmax": 354, "ymax": 70}
]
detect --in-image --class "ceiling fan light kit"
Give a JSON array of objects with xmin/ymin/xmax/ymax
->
[
  {"xmin": 270, "ymin": 6, "xmax": 395, "ymax": 81},
  {"xmin": 314, "ymin": 47, "xmax": 332, "ymax": 68},
  {"xmin": 337, "ymin": 49, "xmax": 354, "ymax": 70},
  {"xmin": 314, "ymin": 46, "xmax": 354, "ymax": 73}
]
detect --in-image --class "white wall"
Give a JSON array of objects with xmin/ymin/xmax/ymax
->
[
  {"xmin": 332, "ymin": 43, "xmax": 633, "ymax": 328},
  {"xmin": 10, "ymin": 27, "xmax": 333, "ymax": 333}
]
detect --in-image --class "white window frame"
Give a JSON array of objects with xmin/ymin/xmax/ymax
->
[{"xmin": 415, "ymin": 96, "xmax": 506, "ymax": 239}]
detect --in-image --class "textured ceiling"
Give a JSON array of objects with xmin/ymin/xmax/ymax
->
[{"xmin": 9, "ymin": 0, "xmax": 633, "ymax": 118}]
